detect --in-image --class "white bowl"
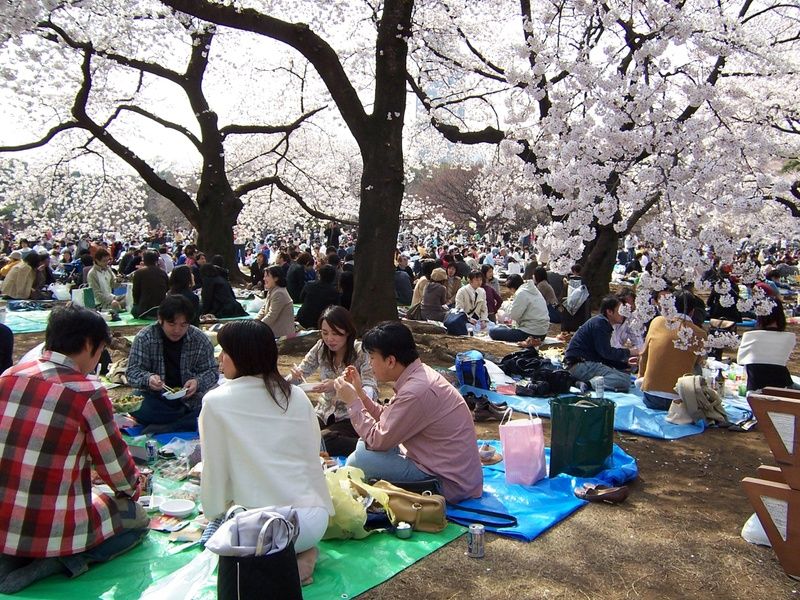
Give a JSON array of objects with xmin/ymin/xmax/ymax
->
[
  {"xmin": 298, "ymin": 382, "xmax": 319, "ymax": 392},
  {"xmin": 140, "ymin": 495, "xmax": 165, "ymax": 511},
  {"xmin": 163, "ymin": 388, "xmax": 187, "ymax": 400},
  {"xmin": 159, "ymin": 498, "xmax": 195, "ymax": 518}
]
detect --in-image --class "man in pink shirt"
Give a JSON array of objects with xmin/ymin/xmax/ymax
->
[{"xmin": 335, "ymin": 321, "xmax": 483, "ymax": 503}]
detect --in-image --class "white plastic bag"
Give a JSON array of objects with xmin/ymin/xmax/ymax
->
[
  {"xmin": 741, "ymin": 513, "xmax": 771, "ymax": 547},
  {"xmin": 563, "ymin": 284, "xmax": 589, "ymax": 316},
  {"xmin": 248, "ymin": 296, "xmax": 265, "ymax": 314},
  {"xmin": 140, "ymin": 548, "xmax": 218, "ymax": 600}
]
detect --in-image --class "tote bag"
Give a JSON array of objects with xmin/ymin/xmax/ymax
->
[{"xmin": 499, "ymin": 408, "xmax": 547, "ymax": 486}]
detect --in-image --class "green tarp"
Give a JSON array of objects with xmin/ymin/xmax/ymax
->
[{"xmin": 0, "ymin": 524, "xmax": 465, "ymax": 599}]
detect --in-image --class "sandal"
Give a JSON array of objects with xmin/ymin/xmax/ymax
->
[{"xmin": 574, "ymin": 483, "xmax": 629, "ymax": 504}]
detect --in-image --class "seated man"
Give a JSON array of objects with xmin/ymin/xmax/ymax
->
[
  {"xmin": 0, "ymin": 306, "xmax": 146, "ymax": 594},
  {"xmin": 563, "ymin": 295, "xmax": 639, "ymax": 392},
  {"xmin": 335, "ymin": 321, "xmax": 482, "ymax": 503},
  {"xmin": 86, "ymin": 248, "xmax": 124, "ymax": 311},
  {"xmin": 130, "ymin": 250, "xmax": 169, "ymax": 319},
  {"xmin": 126, "ymin": 295, "xmax": 217, "ymax": 433}
]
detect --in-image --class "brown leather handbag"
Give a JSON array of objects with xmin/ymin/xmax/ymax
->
[{"xmin": 352, "ymin": 480, "xmax": 447, "ymax": 533}]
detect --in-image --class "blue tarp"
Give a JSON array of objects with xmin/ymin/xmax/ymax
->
[
  {"xmin": 447, "ymin": 442, "xmax": 638, "ymax": 542},
  {"xmin": 460, "ymin": 385, "xmax": 751, "ymax": 440}
]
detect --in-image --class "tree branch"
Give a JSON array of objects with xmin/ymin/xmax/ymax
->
[
  {"xmin": 220, "ymin": 106, "xmax": 325, "ymax": 139},
  {"xmin": 112, "ymin": 105, "xmax": 202, "ymax": 150},
  {"xmin": 234, "ymin": 175, "xmax": 357, "ymax": 224},
  {"xmin": 0, "ymin": 122, "xmax": 80, "ymax": 152}
]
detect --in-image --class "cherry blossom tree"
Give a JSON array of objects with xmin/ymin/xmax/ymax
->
[
  {"xmin": 406, "ymin": 0, "xmax": 800, "ymax": 302},
  {"xmin": 0, "ymin": 1, "xmax": 347, "ymax": 276}
]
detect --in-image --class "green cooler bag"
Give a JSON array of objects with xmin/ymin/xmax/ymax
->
[{"xmin": 549, "ymin": 395, "xmax": 615, "ymax": 478}]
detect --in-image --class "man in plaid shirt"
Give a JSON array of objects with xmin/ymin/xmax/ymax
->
[
  {"xmin": 0, "ymin": 306, "xmax": 147, "ymax": 593},
  {"xmin": 127, "ymin": 294, "xmax": 217, "ymax": 433}
]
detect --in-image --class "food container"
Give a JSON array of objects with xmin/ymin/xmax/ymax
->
[{"xmin": 395, "ymin": 521, "xmax": 412, "ymax": 539}]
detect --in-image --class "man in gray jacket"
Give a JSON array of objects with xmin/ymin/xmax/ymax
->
[{"xmin": 489, "ymin": 274, "xmax": 550, "ymax": 342}]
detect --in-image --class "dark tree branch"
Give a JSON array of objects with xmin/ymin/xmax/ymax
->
[
  {"xmin": 0, "ymin": 122, "xmax": 80, "ymax": 152},
  {"xmin": 220, "ymin": 106, "xmax": 325, "ymax": 139},
  {"xmin": 112, "ymin": 105, "xmax": 202, "ymax": 150}
]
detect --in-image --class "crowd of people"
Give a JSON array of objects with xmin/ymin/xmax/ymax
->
[{"xmin": 1, "ymin": 222, "xmax": 799, "ymax": 592}]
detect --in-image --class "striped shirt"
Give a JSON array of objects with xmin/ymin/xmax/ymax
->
[{"xmin": 0, "ymin": 352, "xmax": 139, "ymax": 557}]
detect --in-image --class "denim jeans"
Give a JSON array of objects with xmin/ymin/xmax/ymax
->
[
  {"xmin": 568, "ymin": 361, "xmax": 631, "ymax": 392},
  {"xmin": 130, "ymin": 390, "xmax": 200, "ymax": 432},
  {"xmin": 0, "ymin": 498, "xmax": 148, "ymax": 593},
  {"xmin": 642, "ymin": 392, "xmax": 673, "ymax": 411},
  {"xmin": 346, "ymin": 440, "xmax": 434, "ymax": 483},
  {"xmin": 488, "ymin": 325, "xmax": 536, "ymax": 342}
]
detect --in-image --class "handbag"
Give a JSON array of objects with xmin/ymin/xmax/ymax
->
[
  {"xmin": 352, "ymin": 479, "xmax": 447, "ymax": 533},
  {"xmin": 206, "ymin": 506, "xmax": 302, "ymax": 600},
  {"xmin": 499, "ymin": 408, "xmax": 547, "ymax": 486},
  {"xmin": 405, "ymin": 302, "xmax": 423, "ymax": 320},
  {"xmin": 443, "ymin": 309, "xmax": 469, "ymax": 335},
  {"xmin": 549, "ymin": 395, "xmax": 615, "ymax": 478}
]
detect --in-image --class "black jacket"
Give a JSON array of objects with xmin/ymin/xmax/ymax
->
[
  {"xmin": 201, "ymin": 274, "xmax": 246, "ymax": 318},
  {"xmin": 286, "ymin": 262, "xmax": 306, "ymax": 302},
  {"xmin": 296, "ymin": 281, "xmax": 340, "ymax": 328}
]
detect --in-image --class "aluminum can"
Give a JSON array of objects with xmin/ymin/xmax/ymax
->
[
  {"xmin": 138, "ymin": 467, "xmax": 154, "ymax": 495},
  {"xmin": 467, "ymin": 523, "xmax": 485, "ymax": 558},
  {"xmin": 145, "ymin": 440, "xmax": 158, "ymax": 464}
]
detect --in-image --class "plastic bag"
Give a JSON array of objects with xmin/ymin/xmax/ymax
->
[
  {"xmin": 499, "ymin": 408, "xmax": 547, "ymax": 486},
  {"xmin": 322, "ymin": 467, "xmax": 373, "ymax": 540},
  {"xmin": 247, "ymin": 296, "xmax": 265, "ymax": 314},
  {"xmin": 562, "ymin": 284, "xmax": 589, "ymax": 316},
  {"xmin": 140, "ymin": 548, "xmax": 218, "ymax": 600},
  {"xmin": 741, "ymin": 513, "xmax": 772, "ymax": 546}
]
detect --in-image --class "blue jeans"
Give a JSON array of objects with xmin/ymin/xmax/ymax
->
[
  {"xmin": 642, "ymin": 392, "xmax": 673, "ymax": 411},
  {"xmin": 568, "ymin": 361, "xmax": 631, "ymax": 392},
  {"xmin": 488, "ymin": 325, "xmax": 538, "ymax": 342},
  {"xmin": 130, "ymin": 390, "xmax": 200, "ymax": 432},
  {"xmin": 346, "ymin": 440, "xmax": 434, "ymax": 483}
]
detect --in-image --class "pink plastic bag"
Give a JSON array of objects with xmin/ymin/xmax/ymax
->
[{"xmin": 499, "ymin": 408, "xmax": 547, "ymax": 486}]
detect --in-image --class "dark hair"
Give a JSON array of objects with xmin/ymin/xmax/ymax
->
[
  {"xmin": 673, "ymin": 290, "xmax": 695, "ymax": 316},
  {"xmin": 169, "ymin": 265, "xmax": 194, "ymax": 292},
  {"xmin": 278, "ymin": 252, "xmax": 290, "ymax": 264},
  {"xmin": 211, "ymin": 254, "xmax": 225, "ymax": 269},
  {"xmin": 506, "ymin": 274, "xmax": 524, "ymax": 290},
  {"xmin": 143, "ymin": 250, "xmax": 159, "ymax": 267},
  {"xmin": 600, "ymin": 295, "xmax": 621, "ymax": 316},
  {"xmin": 217, "ymin": 320, "xmax": 291, "ymax": 409},
  {"xmin": 757, "ymin": 299, "xmax": 786, "ymax": 331},
  {"xmin": 318, "ymin": 306, "xmax": 357, "ymax": 370},
  {"xmin": 467, "ymin": 269, "xmax": 482, "ymax": 282},
  {"xmin": 361, "ymin": 321, "xmax": 419, "ymax": 366},
  {"xmin": 319, "ymin": 264, "xmax": 336, "ymax": 284},
  {"xmin": 617, "ymin": 287, "xmax": 635, "ymax": 302},
  {"xmin": 45, "ymin": 305, "xmax": 111, "ymax": 355},
  {"xmin": 327, "ymin": 253, "xmax": 341, "ymax": 268},
  {"xmin": 23, "ymin": 252, "xmax": 42, "ymax": 268},
  {"xmin": 158, "ymin": 294, "xmax": 196, "ymax": 322},
  {"xmin": 571, "ymin": 263, "xmax": 582, "ymax": 275},
  {"xmin": 421, "ymin": 259, "xmax": 437, "ymax": 279},
  {"xmin": 199, "ymin": 263, "xmax": 218, "ymax": 278},
  {"xmin": 94, "ymin": 248, "xmax": 110, "ymax": 262},
  {"xmin": 296, "ymin": 252, "xmax": 314, "ymax": 267},
  {"xmin": 265, "ymin": 265, "xmax": 286, "ymax": 287},
  {"xmin": 533, "ymin": 267, "xmax": 548, "ymax": 284},
  {"xmin": 480, "ymin": 263, "xmax": 494, "ymax": 280}
]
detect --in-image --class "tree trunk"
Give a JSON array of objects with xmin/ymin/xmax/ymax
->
[
  {"xmin": 580, "ymin": 224, "xmax": 620, "ymax": 309},
  {"xmin": 193, "ymin": 187, "xmax": 243, "ymax": 283},
  {"xmin": 350, "ymin": 154, "xmax": 405, "ymax": 333}
]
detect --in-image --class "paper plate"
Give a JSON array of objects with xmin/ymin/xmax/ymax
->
[
  {"xmin": 298, "ymin": 382, "xmax": 319, "ymax": 392},
  {"xmin": 162, "ymin": 388, "xmax": 187, "ymax": 400},
  {"xmin": 159, "ymin": 499, "xmax": 195, "ymax": 518}
]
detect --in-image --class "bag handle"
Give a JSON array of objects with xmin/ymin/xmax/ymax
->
[
  {"xmin": 447, "ymin": 503, "xmax": 518, "ymax": 528},
  {"xmin": 255, "ymin": 515, "xmax": 295, "ymax": 557},
  {"xmin": 500, "ymin": 407, "xmax": 514, "ymax": 426}
]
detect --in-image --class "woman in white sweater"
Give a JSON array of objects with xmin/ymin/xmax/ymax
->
[
  {"xmin": 737, "ymin": 300, "xmax": 797, "ymax": 392},
  {"xmin": 199, "ymin": 320, "xmax": 333, "ymax": 581}
]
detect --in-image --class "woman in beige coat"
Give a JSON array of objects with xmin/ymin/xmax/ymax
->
[{"xmin": 257, "ymin": 266, "xmax": 296, "ymax": 338}]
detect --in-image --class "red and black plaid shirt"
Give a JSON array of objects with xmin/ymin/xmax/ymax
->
[{"xmin": 0, "ymin": 351, "xmax": 139, "ymax": 557}]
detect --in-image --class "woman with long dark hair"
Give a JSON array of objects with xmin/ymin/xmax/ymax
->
[
  {"xmin": 168, "ymin": 265, "xmax": 200, "ymax": 325},
  {"xmin": 199, "ymin": 320, "xmax": 333, "ymax": 583},
  {"xmin": 256, "ymin": 266, "xmax": 295, "ymax": 337},
  {"xmin": 290, "ymin": 306, "xmax": 376, "ymax": 455},
  {"xmin": 737, "ymin": 299, "xmax": 797, "ymax": 392}
]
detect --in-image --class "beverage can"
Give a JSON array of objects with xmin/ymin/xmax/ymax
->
[
  {"xmin": 138, "ymin": 467, "xmax": 153, "ymax": 495},
  {"xmin": 145, "ymin": 440, "xmax": 158, "ymax": 464},
  {"xmin": 467, "ymin": 523, "xmax": 485, "ymax": 558}
]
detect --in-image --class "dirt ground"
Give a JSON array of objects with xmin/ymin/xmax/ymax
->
[{"xmin": 9, "ymin": 325, "xmax": 800, "ymax": 600}]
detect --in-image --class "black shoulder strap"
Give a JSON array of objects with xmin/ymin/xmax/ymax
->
[{"xmin": 446, "ymin": 503, "xmax": 518, "ymax": 528}]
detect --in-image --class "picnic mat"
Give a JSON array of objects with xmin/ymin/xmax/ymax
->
[
  {"xmin": 447, "ymin": 442, "xmax": 638, "ymax": 542},
  {"xmin": 460, "ymin": 385, "xmax": 751, "ymax": 439},
  {"xmin": 0, "ymin": 524, "xmax": 464, "ymax": 600}
]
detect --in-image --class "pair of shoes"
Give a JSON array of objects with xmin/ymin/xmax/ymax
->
[
  {"xmin": 463, "ymin": 392, "xmax": 482, "ymax": 411},
  {"xmin": 473, "ymin": 399, "xmax": 507, "ymax": 422},
  {"xmin": 574, "ymin": 483, "xmax": 629, "ymax": 504}
]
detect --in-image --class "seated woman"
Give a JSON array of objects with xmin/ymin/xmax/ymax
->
[
  {"xmin": 168, "ymin": 266, "xmax": 200, "ymax": 326},
  {"xmin": 199, "ymin": 263, "xmax": 247, "ymax": 319},
  {"xmin": 421, "ymin": 267, "xmax": 448, "ymax": 321},
  {"xmin": 637, "ymin": 291, "xmax": 707, "ymax": 410},
  {"xmin": 290, "ymin": 306, "xmax": 377, "ymax": 455},
  {"xmin": 411, "ymin": 259, "xmax": 436, "ymax": 306},
  {"xmin": 480, "ymin": 265, "xmax": 502, "ymax": 322},
  {"xmin": 257, "ymin": 266, "xmax": 296, "ymax": 338},
  {"xmin": 444, "ymin": 263, "xmax": 461, "ymax": 306},
  {"xmin": 296, "ymin": 264, "xmax": 340, "ymax": 329},
  {"xmin": 199, "ymin": 320, "xmax": 333, "ymax": 584},
  {"xmin": 1, "ymin": 252, "xmax": 41, "ymax": 299},
  {"xmin": 737, "ymin": 299, "xmax": 797, "ymax": 392},
  {"xmin": 455, "ymin": 270, "xmax": 489, "ymax": 328}
]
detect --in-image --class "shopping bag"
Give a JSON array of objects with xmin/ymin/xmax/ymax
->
[
  {"xmin": 549, "ymin": 395, "xmax": 615, "ymax": 478},
  {"xmin": 499, "ymin": 408, "xmax": 547, "ymax": 485},
  {"xmin": 71, "ymin": 286, "xmax": 96, "ymax": 309},
  {"xmin": 443, "ymin": 309, "xmax": 469, "ymax": 335}
]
